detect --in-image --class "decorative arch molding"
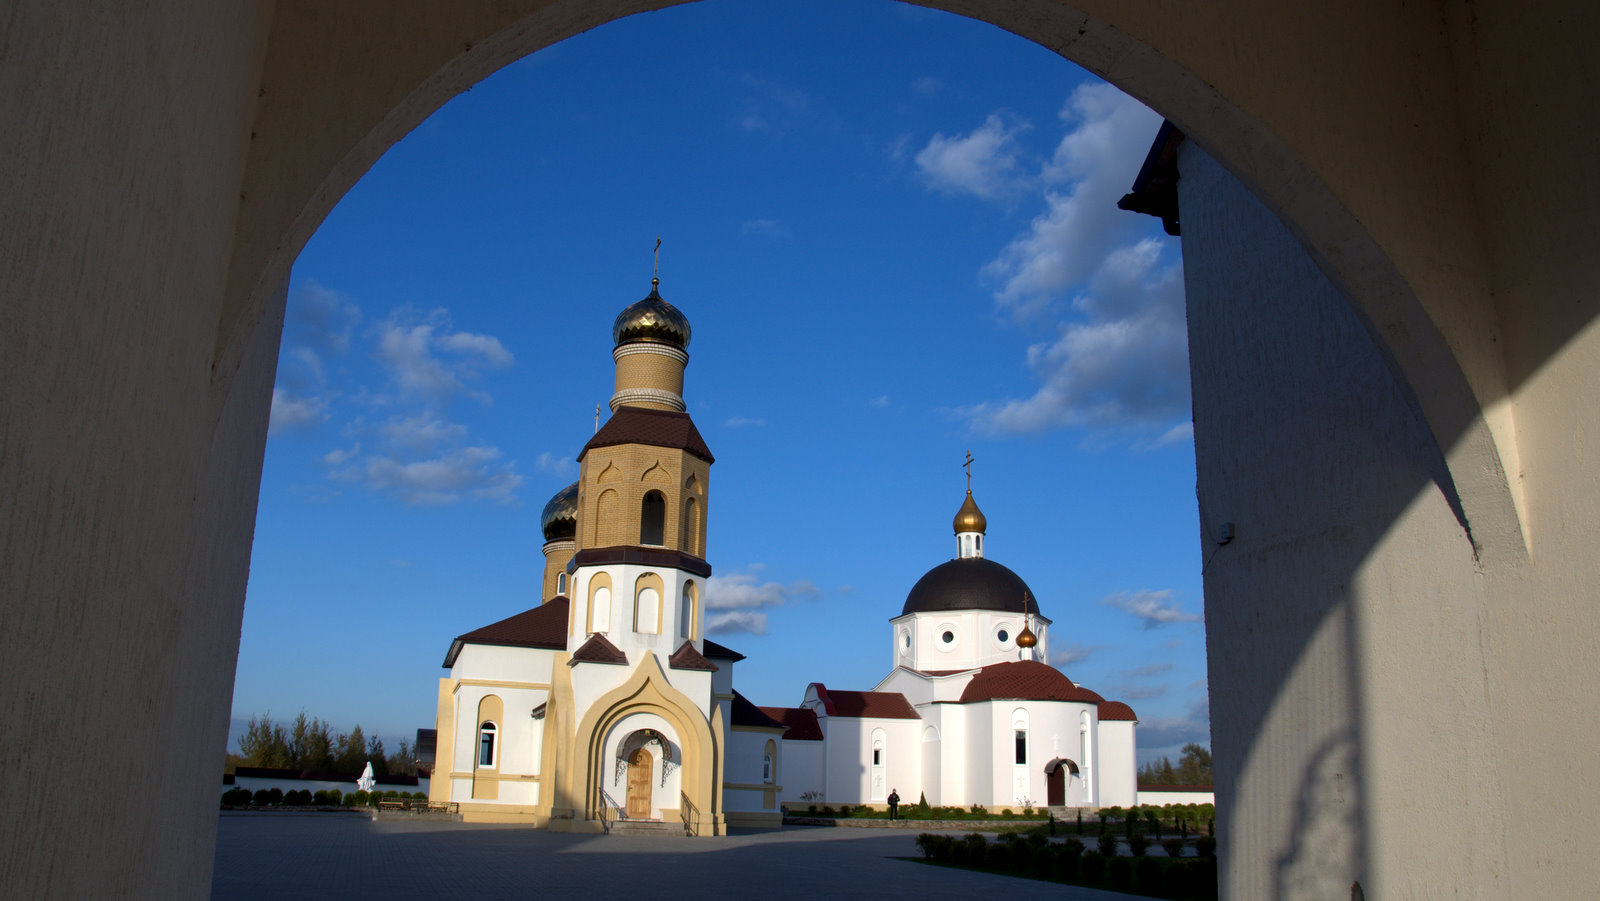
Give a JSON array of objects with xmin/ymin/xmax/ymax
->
[{"xmin": 568, "ymin": 652, "xmax": 723, "ymax": 834}]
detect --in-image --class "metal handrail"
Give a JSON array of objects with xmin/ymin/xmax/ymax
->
[
  {"xmin": 599, "ymin": 789, "xmax": 621, "ymax": 833},
  {"xmin": 681, "ymin": 790, "xmax": 698, "ymax": 837}
]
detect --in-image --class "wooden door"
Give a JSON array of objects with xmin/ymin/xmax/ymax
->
[
  {"xmin": 626, "ymin": 748, "xmax": 653, "ymax": 819},
  {"xmin": 1046, "ymin": 765, "xmax": 1065, "ymax": 806}
]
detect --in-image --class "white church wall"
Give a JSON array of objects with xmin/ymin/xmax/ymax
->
[
  {"xmin": 817, "ymin": 717, "xmax": 921, "ymax": 805},
  {"xmin": 709, "ymin": 658, "xmax": 733, "ymax": 699},
  {"xmin": 1097, "ymin": 721, "xmax": 1138, "ymax": 808},
  {"xmin": 723, "ymin": 727, "xmax": 782, "ymax": 817},
  {"xmin": 777, "ymin": 740, "xmax": 824, "ymax": 804},
  {"xmin": 873, "ymin": 667, "xmax": 934, "ymax": 706},
  {"xmin": 909, "ymin": 610, "xmax": 1049, "ymax": 672},
  {"xmin": 573, "ymin": 563, "xmax": 698, "ymax": 664},
  {"xmin": 961, "ymin": 703, "xmax": 996, "ymax": 807},
  {"xmin": 450, "ymin": 644, "xmax": 556, "ymax": 685}
]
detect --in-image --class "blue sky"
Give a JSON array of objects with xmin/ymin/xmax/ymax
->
[{"xmin": 240, "ymin": 0, "xmax": 1209, "ymax": 765}]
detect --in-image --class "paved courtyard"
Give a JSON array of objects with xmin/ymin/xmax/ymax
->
[{"xmin": 212, "ymin": 813, "xmax": 1141, "ymax": 899}]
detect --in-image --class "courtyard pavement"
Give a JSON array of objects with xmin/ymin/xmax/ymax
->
[{"xmin": 212, "ymin": 812, "xmax": 1144, "ymax": 899}]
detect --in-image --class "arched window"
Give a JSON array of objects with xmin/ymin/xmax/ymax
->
[
  {"xmin": 681, "ymin": 580, "xmax": 696, "ymax": 639},
  {"xmin": 634, "ymin": 573, "xmax": 663, "ymax": 634},
  {"xmin": 640, "ymin": 491, "xmax": 666, "ymax": 546},
  {"xmin": 556, "ymin": 571, "xmax": 568, "ymax": 596},
  {"xmin": 588, "ymin": 578, "xmax": 612, "ymax": 634},
  {"xmin": 478, "ymin": 722, "xmax": 497, "ymax": 767},
  {"xmin": 683, "ymin": 496, "xmax": 702, "ymax": 555},
  {"xmin": 763, "ymin": 739, "xmax": 777, "ymax": 783}
]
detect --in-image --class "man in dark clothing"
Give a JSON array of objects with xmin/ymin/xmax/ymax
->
[{"xmin": 887, "ymin": 789, "xmax": 900, "ymax": 821}]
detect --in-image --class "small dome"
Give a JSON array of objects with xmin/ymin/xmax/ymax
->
[
  {"xmin": 901, "ymin": 557, "xmax": 1040, "ymax": 616},
  {"xmin": 953, "ymin": 490, "xmax": 987, "ymax": 534},
  {"xmin": 1098, "ymin": 700, "xmax": 1139, "ymax": 721},
  {"xmin": 540, "ymin": 481, "xmax": 579, "ymax": 541},
  {"xmin": 1016, "ymin": 625, "xmax": 1038, "ymax": 648},
  {"xmin": 613, "ymin": 280, "xmax": 691, "ymax": 350}
]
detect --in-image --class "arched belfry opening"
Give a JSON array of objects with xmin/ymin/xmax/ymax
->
[{"xmin": 640, "ymin": 490, "xmax": 666, "ymax": 546}]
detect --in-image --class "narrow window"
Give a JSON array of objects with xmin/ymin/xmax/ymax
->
[
  {"xmin": 1015, "ymin": 729, "xmax": 1027, "ymax": 765},
  {"xmin": 479, "ymin": 722, "xmax": 497, "ymax": 767},
  {"xmin": 556, "ymin": 572, "xmax": 568, "ymax": 596},
  {"xmin": 873, "ymin": 748, "xmax": 882, "ymax": 766},
  {"xmin": 762, "ymin": 754, "xmax": 773, "ymax": 781},
  {"xmin": 640, "ymin": 491, "xmax": 666, "ymax": 546}
]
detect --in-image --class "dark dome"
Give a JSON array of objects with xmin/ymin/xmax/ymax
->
[
  {"xmin": 613, "ymin": 280, "xmax": 691, "ymax": 350},
  {"xmin": 540, "ymin": 481, "xmax": 579, "ymax": 541},
  {"xmin": 901, "ymin": 557, "xmax": 1041, "ymax": 616}
]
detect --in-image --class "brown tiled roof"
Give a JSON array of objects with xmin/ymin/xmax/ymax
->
[
  {"xmin": 958, "ymin": 660, "xmax": 1105, "ymax": 704},
  {"xmin": 569, "ymin": 632, "xmax": 627, "ymax": 665},
  {"xmin": 1098, "ymin": 700, "xmax": 1139, "ymax": 721},
  {"xmin": 701, "ymin": 638, "xmax": 744, "ymax": 662},
  {"xmin": 581, "ymin": 407, "xmax": 714, "ymax": 463},
  {"xmin": 668, "ymin": 641, "xmax": 719, "ymax": 672},
  {"xmin": 758, "ymin": 706, "xmax": 824, "ymax": 741},
  {"xmin": 813, "ymin": 684, "xmax": 919, "ymax": 719},
  {"xmin": 444, "ymin": 598, "xmax": 569, "ymax": 667},
  {"xmin": 730, "ymin": 691, "xmax": 786, "ymax": 730}
]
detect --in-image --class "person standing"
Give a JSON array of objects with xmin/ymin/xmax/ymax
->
[{"xmin": 887, "ymin": 789, "xmax": 901, "ymax": 821}]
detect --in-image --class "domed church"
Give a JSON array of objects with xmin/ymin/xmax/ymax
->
[
  {"xmin": 764, "ymin": 483, "xmax": 1141, "ymax": 811},
  {"xmin": 430, "ymin": 277, "xmax": 791, "ymax": 833},
  {"xmin": 430, "ymin": 278, "xmax": 1137, "ymax": 832}
]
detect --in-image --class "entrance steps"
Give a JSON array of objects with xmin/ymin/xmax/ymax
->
[{"xmin": 609, "ymin": 818, "xmax": 686, "ymax": 837}]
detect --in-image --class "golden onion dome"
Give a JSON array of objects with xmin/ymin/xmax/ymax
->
[
  {"xmin": 612, "ymin": 279, "xmax": 691, "ymax": 350},
  {"xmin": 952, "ymin": 490, "xmax": 987, "ymax": 534},
  {"xmin": 540, "ymin": 481, "xmax": 579, "ymax": 541},
  {"xmin": 1016, "ymin": 625, "xmax": 1038, "ymax": 648}
]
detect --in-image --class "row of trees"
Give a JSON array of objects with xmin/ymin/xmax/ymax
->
[
  {"xmin": 1137, "ymin": 743, "xmax": 1214, "ymax": 786},
  {"xmin": 232, "ymin": 712, "xmax": 415, "ymax": 777}
]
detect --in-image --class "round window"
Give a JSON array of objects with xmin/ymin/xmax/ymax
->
[
  {"xmin": 998, "ymin": 629, "xmax": 1009, "ymax": 643},
  {"xmin": 900, "ymin": 630, "xmax": 910, "ymax": 649},
  {"xmin": 941, "ymin": 630, "xmax": 954, "ymax": 644}
]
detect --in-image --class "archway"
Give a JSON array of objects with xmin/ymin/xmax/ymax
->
[{"xmin": 6, "ymin": 3, "xmax": 1598, "ymax": 900}]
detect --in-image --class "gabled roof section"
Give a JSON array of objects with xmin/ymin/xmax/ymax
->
[
  {"xmin": 668, "ymin": 641, "xmax": 719, "ymax": 672},
  {"xmin": 580, "ymin": 407, "xmax": 714, "ymax": 463},
  {"xmin": 702, "ymin": 638, "xmax": 744, "ymax": 662},
  {"xmin": 730, "ymin": 691, "xmax": 786, "ymax": 730},
  {"xmin": 569, "ymin": 632, "xmax": 628, "ymax": 666},
  {"xmin": 958, "ymin": 660, "xmax": 1105, "ymax": 704},
  {"xmin": 443, "ymin": 598, "xmax": 569, "ymax": 667},
  {"xmin": 758, "ymin": 705, "xmax": 824, "ymax": 741},
  {"xmin": 1098, "ymin": 700, "xmax": 1139, "ymax": 721},
  {"xmin": 811, "ymin": 683, "xmax": 919, "ymax": 719}
]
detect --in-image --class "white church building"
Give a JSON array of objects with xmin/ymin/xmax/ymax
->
[{"xmin": 429, "ymin": 279, "xmax": 1138, "ymax": 832}]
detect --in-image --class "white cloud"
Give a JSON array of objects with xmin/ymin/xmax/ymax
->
[
  {"xmin": 1101, "ymin": 589, "xmax": 1204, "ymax": 629},
  {"xmin": 379, "ymin": 412, "xmax": 467, "ymax": 450},
  {"xmin": 723, "ymin": 416, "xmax": 766, "ymax": 428},
  {"xmin": 915, "ymin": 113, "xmax": 1029, "ymax": 200},
  {"xmin": 1111, "ymin": 683, "xmax": 1169, "ymax": 700},
  {"xmin": 981, "ymin": 84, "xmax": 1161, "ymax": 318},
  {"xmin": 912, "ymin": 76, "xmax": 941, "ymax": 96},
  {"xmin": 961, "ymin": 238, "xmax": 1189, "ymax": 435},
  {"xmin": 287, "ymin": 280, "xmax": 362, "ymax": 354},
  {"xmin": 741, "ymin": 219, "xmax": 791, "ymax": 239},
  {"xmin": 1121, "ymin": 663, "xmax": 1175, "ymax": 678},
  {"xmin": 867, "ymin": 395, "xmax": 891, "ymax": 409},
  {"xmin": 322, "ymin": 443, "xmax": 360, "ymax": 466},
  {"xmin": 1052, "ymin": 643, "xmax": 1107, "ymax": 666},
  {"xmin": 704, "ymin": 570, "xmax": 820, "ymax": 611},
  {"xmin": 706, "ymin": 610, "xmax": 769, "ymax": 636},
  {"xmin": 736, "ymin": 75, "xmax": 817, "ymax": 136},
  {"xmin": 535, "ymin": 452, "xmax": 576, "ymax": 478},
  {"xmin": 373, "ymin": 307, "xmax": 514, "ymax": 405},
  {"xmin": 268, "ymin": 389, "xmax": 328, "ymax": 436},
  {"xmin": 331, "ymin": 445, "xmax": 523, "ymax": 507},
  {"xmin": 1136, "ymin": 696, "xmax": 1212, "ymax": 750}
]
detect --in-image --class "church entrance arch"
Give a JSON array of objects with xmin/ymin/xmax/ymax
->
[{"xmin": 626, "ymin": 748, "xmax": 653, "ymax": 819}]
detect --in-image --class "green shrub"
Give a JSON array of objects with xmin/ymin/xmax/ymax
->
[
  {"xmin": 252, "ymin": 789, "xmax": 272, "ymax": 807},
  {"xmin": 1096, "ymin": 830, "xmax": 1119, "ymax": 856},
  {"xmin": 1195, "ymin": 835, "xmax": 1217, "ymax": 858},
  {"xmin": 1136, "ymin": 855, "xmax": 1163, "ymax": 893},
  {"xmin": 1098, "ymin": 811, "xmax": 1109, "ymax": 833},
  {"xmin": 267, "ymin": 788, "xmax": 283, "ymax": 804},
  {"xmin": 1108, "ymin": 855, "xmax": 1133, "ymax": 889},
  {"xmin": 1162, "ymin": 837, "xmax": 1186, "ymax": 858},
  {"xmin": 1056, "ymin": 839, "xmax": 1083, "ymax": 880},
  {"xmin": 383, "ymin": 790, "xmax": 399, "ymax": 798},
  {"xmin": 1128, "ymin": 831, "xmax": 1149, "ymax": 856},
  {"xmin": 986, "ymin": 842, "xmax": 1012, "ymax": 869},
  {"xmin": 914, "ymin": 833, "xmax": 951, "ymax": 860},
  {"xmin": 1079, "ymin": 850, "xmax": 1106, "ymax": 884},
  {"xmin": 283, "ymin": 789, "xmax": 309, "ymax": 806},
  {"xmin": 221, "ymin": 787, "xmax": 252, "ymax": 807},
  {"xmin": 1147, "ymin": 808, "xmax": 1162, "ymax": 837}
]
